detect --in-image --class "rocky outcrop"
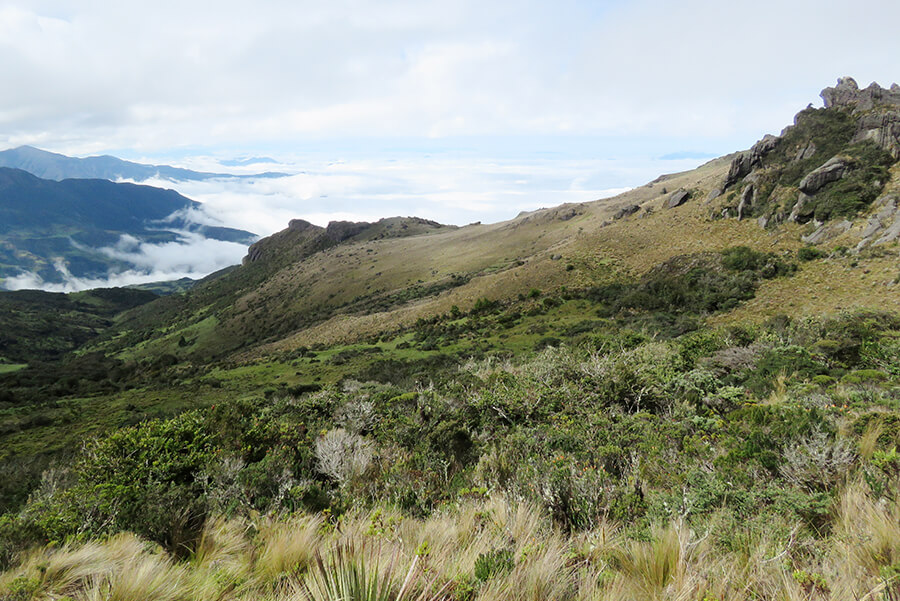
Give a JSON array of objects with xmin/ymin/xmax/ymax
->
[
  {"xmin": 243, "ymin": 219, "xmax": 326, "ymax": 264},
  {"xmin": 737, "ymin": 184, "xmax": 755, "ymax": 220},
  {"xmin": 724, "ymin": 134, "xmax": 780, "ymax": 188},
  {"xmin": 666, "ymin": 189, "xmax": 690, "ymax": 209},
  {"xmin": 324, "ymin": 220, "xmax": 371, "ymax": 243},
  {"xmin": 798, "ymin": 156, "xmax": 852, "ymax": 194},
  {"xmin": 794, "ymin": 141, "xmax": 817, "ymax": 162},
  {"xmin": 852, "ymin": 110, "xmax": 900, "ymax": 159},
  {"xmin": 788, "ymin": 192, "xmax": 812, "ymax": 223},
  {"xmin": 802, "ymin": 220, "xmax": 852, "ymax": 244},
  {"xmin": 613, "ymin": 204, "xmax": 641, "ymax": 219},
  {"xmin": 856, "ymin": 194, "xmax": 900, "ymax": 249},
  {"xmin": 820, "ymin": 77, "xmax": 900, "ymax": 159},
  {"xmin": 822, "ymin": 77, "xmax": 900, "ymax": 111},
  {"xmin": 288, "ymin": 218, "xmax": 316, "ymax": 232}
]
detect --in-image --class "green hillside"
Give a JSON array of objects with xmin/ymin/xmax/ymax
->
[
  {"xmin": 1, "ymin": 79, "xmax": 900, "ymax": 600},
  {"xmin": 0, "ymin": 168, "xmax": 256, "ymax": 284}
]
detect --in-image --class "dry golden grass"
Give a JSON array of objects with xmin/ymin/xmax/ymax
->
[
  {"xmin": 6, "ymin": 488, "xmax": 900, "ymax": 601},
  {"xmin": 240, "ymin": 151, "xmax": 898, "ymax": 353}
]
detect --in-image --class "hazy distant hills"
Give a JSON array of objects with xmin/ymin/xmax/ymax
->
[
  {"xmin": 0, "ymin": 168, "xmax": 256, "ymax": 286},
  {"xmin": 0, "ymin": 146, "xmax": 287, "ymax": 182}
]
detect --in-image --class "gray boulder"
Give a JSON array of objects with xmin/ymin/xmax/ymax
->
[
  {"xmin": 613, "ymin": 204, "xmax": 641, "ymax": 219},
  {"xmin": 798, "ymin": 156, "xmax": 852, "ymax": 194},
  {"xmin": 802, "ymin": 220, "xmax": 853, "ymax": 244},
  {"xmin": 794, "ymin": 141, "xmax": 817, "ymax": 162},
  {"xmin": 666, "ymin": 189, "xmax": 690, "ymax": 209},
  {"xmin": 788, "ymin": 192, "xmax": 811, "ymax": 223}
]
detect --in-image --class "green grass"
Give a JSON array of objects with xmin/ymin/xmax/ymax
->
[{"xmin": 0, "ymin": 364, "xmax": 26, "ymax": 374}]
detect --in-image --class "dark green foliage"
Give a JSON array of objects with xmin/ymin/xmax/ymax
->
[
  {"xmin": 745, "ymin": 345, "xmax": 825, "ymax": 394},
  {"xmin": 72, "ymin": 412, "xmax": 215, "ymax": 551},
  {"xmin": 800, "ymin": 143, "xmax": 895, "ymax": 223},
  {"xmin": 0, "ymin": 288, "xmax": 157, "ymax": 364},
  {"xmin": 471, "ymin": 297, "xmax": 500, "ymax": 315},
  {"xmin": 587, "ymin": 248, "xmax": 795, "ymax": 321},
  {"xmin": 474, "ymin": 549, "xmax": 515, "ymax": 581},
  {"xmin": 798, "ymin": 246, "xmax": 826, "ymax": 261}
]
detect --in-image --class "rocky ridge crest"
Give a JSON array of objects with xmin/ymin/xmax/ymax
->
[{"xmin": 713, "ymin": 77, "xmax": 900, "ymax": 247}]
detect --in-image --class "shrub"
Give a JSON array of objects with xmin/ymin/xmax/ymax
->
[
  {"xmin": 315, "ymin": 429, "xmax": 375, "ymax": 487},
  {"xmin": 473, "ymin": 548, "xmax": 515, "ymax": 582},
  {"xmin": 780, "ymin": 429, "xmax": 856, "ymax": 492},
  {"xmin": 798, "ymin": 246, "xmax": 826, "ymax": 261}
]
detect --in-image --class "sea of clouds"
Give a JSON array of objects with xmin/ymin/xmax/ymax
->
[{"xmin": 3, "ymin": 151, "xmax": 708, "ymax": 292}]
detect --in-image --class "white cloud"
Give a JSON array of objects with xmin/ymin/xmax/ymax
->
[
  {"xmin": 0, "ymin": 0, "xmax": 897, "ymax": 155},
  {"xmin": 3, "ymin": 232, "xmax": 249, "ymax": 292},
  {"xmin": 137, "ymin": 152, "xmax": 693, "ymax": 237}
]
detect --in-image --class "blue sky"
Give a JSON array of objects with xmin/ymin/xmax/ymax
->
[{"xmin": 1, "ymin": 0, "xmax": 900, "ymax": 276}]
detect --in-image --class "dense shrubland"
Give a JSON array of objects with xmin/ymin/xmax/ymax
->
[{"xmin": 1, "ymin": 305, "xmax": 899, "ymax": 599}]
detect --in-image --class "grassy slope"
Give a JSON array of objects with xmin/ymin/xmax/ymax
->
[{"xmin": 1, "ymin": 111, "xmax": 900, "ymax": 598}]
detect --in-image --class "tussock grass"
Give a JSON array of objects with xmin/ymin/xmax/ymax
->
[{"xmin": 5, "ymin": 490, "xmax": 900, "ymax": 600}]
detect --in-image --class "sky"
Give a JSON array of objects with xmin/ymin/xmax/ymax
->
[{"xmin": 2, "ymin": 0, "xmax": 900, "ymax": 289}]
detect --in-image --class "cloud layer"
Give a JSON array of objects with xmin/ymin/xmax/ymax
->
[
  {"xmin": 3, "ymin": 231, "xmax": 249, "ymax": 292},
  {"xmin": 139, "ymin": 151, "xmax": 706, "ymax": 234},
  {"xmin": 1, "ymin": 0, "xmax": 898, "ymax": 155}
]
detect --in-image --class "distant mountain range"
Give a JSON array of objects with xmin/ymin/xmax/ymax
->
[
  {"xmin": 0, "ymin": 146, "xmax": 287, "ymax": 182},
  {"xmin": 0, "ymin": 167, "xmax": 256, "ymax": 286}
]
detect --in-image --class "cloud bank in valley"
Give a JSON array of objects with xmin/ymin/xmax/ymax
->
[
  {"xmin": 3, "ymin": 231, "xmax": 249, "ymax": 292},
  {"xmin": 2, "ymin": 149, "xmax": 705, "ymax": 292},
  {"xmin": 146, "ymin": 151, "xmax": 705, "ymax": 237}
]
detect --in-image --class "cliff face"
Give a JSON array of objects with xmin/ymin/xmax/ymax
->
[{"xmin": 714, "ymin": 78, "xmax": 899, "ymax": 238}]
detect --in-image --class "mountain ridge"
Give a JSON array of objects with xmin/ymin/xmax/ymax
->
[
  {"xmin": 0, "ymin": 167, "xmax": 256, "ymax": 285},
  {"xmin": 86, "ymin": 79, "xmax": 900, "ymax": 363},
  {"xmin": 0, "ymin": 145, "xmax": 288, "ymax": 182}
]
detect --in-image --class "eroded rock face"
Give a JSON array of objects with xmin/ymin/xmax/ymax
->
[
  {"xmin": 853, "ymin": 110, "xmax": 900, "ymax": 159},
  {"xmin": 724, "ymin": 134, "xmax": 780, "ymax": 189},
  {"xmin": 820, "ymin": 77, "xmax": 900, "ymax": 159},
  {"xmin": 324, "ymin": 220, "xmax": 370, "ymax": 243},
  {"xmin": 798, "ymin": 156, "xmax": 852, "ymax": 194},
  {"xmin": 737, "ymin": 184, "xmax": 755, "ymax": 220},
  {"xmin": 802, "ymin": 220, "xmax": 852, "ymax": 244},
  {"xmin": 789, "ymin": 192, "xmax": 811, "ymax": 223},
  {"xmin": 794, "ymin": 141, "xmax": 817, "ymax": 162},
  {"xmin": 288, "ymin": 219, "xmax": 315, "ymax": 231},
  {"xmin": 821, "ymin": 77, "xmax": 900, "ymax": 111}
]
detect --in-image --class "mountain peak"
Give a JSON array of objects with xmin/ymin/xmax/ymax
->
[{"xmin": 821, "ymin": 77, "xmax": 900, "ymax": 111}]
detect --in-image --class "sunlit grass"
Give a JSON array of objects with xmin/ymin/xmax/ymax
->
[{"xmin": 5, "ymin": 489, "xmax": 900, "ymax": 601}]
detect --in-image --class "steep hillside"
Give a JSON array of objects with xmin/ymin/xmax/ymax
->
[
  {"xmin": 0, "ymin": 168, "xmax": 256, "ymax": 284},
  {"xmin": 96, "ymin": 77, "xmax": 900, "ymax": 363},
  {"xmin": 2, "ymin": 80, "xmax": 900, "ymax": 599}
]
